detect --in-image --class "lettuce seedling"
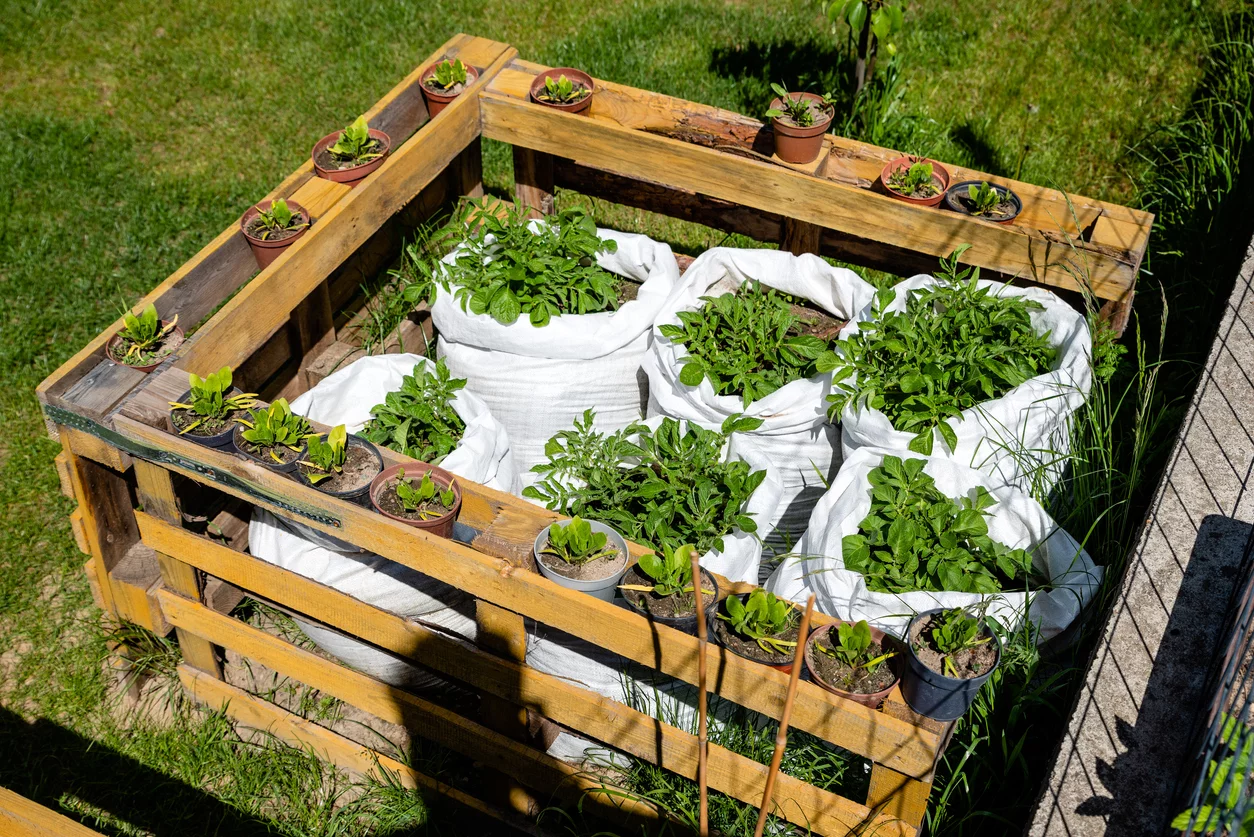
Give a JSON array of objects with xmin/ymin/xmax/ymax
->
[
  {"xmin": 542, "ymin": 517, "xmax": 616, "ymax": 566},
  {"xmin": 928, "ymin": 607, "xmax": 993, "ymax": 678},
  {"xmin": 816, "ymin": 619, "xmax": 896, "ymax": 674},
  {"xmin": 168, "ymin": 367, "xmax": 256, "ymax": 433},
  {"xmin": 426, "ymin": 58, "xmax": 468, "ymax": 91},
  {"xmin": 887, "ymin": 160, "xmax": 939, "ymax": 198},
  {"xmin": 719, "ymin": 589, "xmax": 798, "ymax": 655},
  {"xmin": 116, "ymin": 303, "xmax": 178, "ymax": 365},
  {"xmin": 620, "ymin": 542, "xmax": 713, "ymax": 598},
  {"xmin": 535, "ymin": 74, "xmax": 590, "ymax": 105},
  {"xmin": 394, "ymin": 468, "xmax": 456, "ymax": 518},
  {"xmin": 328, "ymin": 116, "xmax": 382, "ymax": 163},
  {"xmin": 765, "ymin": 82, "xmax": 834, "ymax": 126},
  {"xmin": 251, "ymin": 198, "xmax": 308, "ymax": 241},
  {"xmin": 301, "ymin": 425, "xmax": 348, "ymax": 485},
  {"xmin": 237, "ymin": 398, "xmax": 311, "ymax": 462}
]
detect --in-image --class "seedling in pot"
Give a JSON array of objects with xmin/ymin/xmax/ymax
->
[
  {"xmin": 328, "ymin": 116, "xmax": 384, "ymax": 164},
  {"xmin": 535, "ymin": 74, "xmax": 591, "ymax": 106},
  {"xmin": 766, "ymin": 83, "xmax": 835, "ymax": 127},
  {"xmin": 236, "ymin": 398, "xmax": 311, "ymax": 465},
  {"xmin": 926, "ymin": 607, "xmax": 993, "ymax": 678},
  {"xmin": 947, "ymin": 180, "xmax": 1021, "ymax": 222},
  {"xmin": 424, "ymin": 58, "xmax": 468, "ymax": 92},
  {"xmin": 112, "ymin": 303, "xmax": 179, "ymax": 367},
  {"xmin": 168, "ymin": 367, "xmax": 256, "ymax": 436},
  {"xmin": 394, "ymin": 468, "xmax": 457, "ymax": 519},
  {"xmin": 718, "ymin": 590, "xmax": 798, "ymax": 655},
  {"xmin": 622, "ymin": 543, "xmax": 713, "ymax": 599},
  {"xmin": 819, "ymin": 620, "xmax": 895, "ymax": 672},
  {"xmin": 887, "ymin": 160, "xmax": 940, "ymax": 199},
  {"xmin": 541, "ymin": 516, "xmax": 617, "ymax": 566},
  {"xmin": 300, "ymin": 424, "xmax": 348, "ymax": 485},
  {"xmin": 247, "ymin": 198, "xmax": 308, "ymax": 241}
]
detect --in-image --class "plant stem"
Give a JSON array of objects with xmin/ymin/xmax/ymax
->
[{"xmin": 691, "ymin": 550, "xmax": 709, "ymax": 837}]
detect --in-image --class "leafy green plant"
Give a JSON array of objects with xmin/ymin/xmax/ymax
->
[
  {"xmin": 425, "ymin": 58, "xmax": 468, "ymax": 91},
  {"xmin": 328, "ymin": 116, "xmax": 383, "ymax": 163},
  {"xmin": 659, "ymin": 280, "xmax": 831, "ymax": 406},
  {"xmin": 620, "ymin": 542, "xmax": 713, "ymax": 598},
  {"xmin": 927, "ymin": 607, "xmax": 993, "ymax": 678},
  {"xmin": 820, "ymin": 244, "xmax": 1058, "ymax": 454},
  {"xmin": 237, "ymin": 398, "xmax": 312, "ymax": 461},
  {"xmin": 886, "ymin": 159, "xmax": 939, "ymax": 198},
  {"xmin": 967, "ymin": 181, "xmax": 1008, "ymax": 216},
  {"xmin": 841, "ymin": 455, "xmax": 1036, "ymax": 594},
  {"xmin": 765, "ymin": 83, "xmax": 834, "ymax": 127},
  {"xmin": 361, "ymin": 360, "xmax": 466, "ymax": 464},
  {"xmin": 541, "ymin": 517, "xmax": 617, "ymax": 566},
  {"xmin": 393, "ymin": 468, "xmax": 457, "ymax": 518},
  {"xmin": 825, "ymin": 0, "xmax": 906, "ymax": 93},
  {"xmin": 301, "ymin": 425, "xmax": 348, "ymax": 486},
  {"xmin": 115, "ymin": 302, "xmax": 178, "ymax": 364},
  {"xmin": 1172, "ymin": 713, "xmax": 1254, "ymax": 835},
  {"xmin": 719, "ymin": 590, "xmax": 798, "ymax": 655},
  {"xmin": 535, "ymin": 74, "xmax": 590, "ymax": 105},
  {"xmin": 168, "ymin": 367, "xmax": 256, "ymax": 432},
  {"xmin": 817, "ymin": 619, "xmax": 896, "ymax": 674},
  {"xmin": 525, "ymin": 411, "xmax": 766, "ymax": 556},
  {"xmin": 436, "ymin": 198, "xmax": 620, "ymax": 327},
  {"xmin": 250, "ymin": 198, "xmax": 307, "ymax": 241}
]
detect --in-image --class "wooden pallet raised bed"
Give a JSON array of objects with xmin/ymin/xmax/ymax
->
[{"xmin": 37, "ymin": 33, "xmax": 1153, "ymax": 835}]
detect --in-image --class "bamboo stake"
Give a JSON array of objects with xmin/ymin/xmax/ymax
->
[
  {"xmin": 690, "ymin": 548, "xmax": 709, "ymax": 837},
  {"xmin": 752, "ymin": 594, "xmax": 816, "ymax": 837}
]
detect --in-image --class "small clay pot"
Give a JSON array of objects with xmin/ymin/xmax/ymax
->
[
  {"xmin": 621, "ymin": 566, "xmax": 719, "ymax": 636},
  {"xmin": 311, "ymin": 128, "xmax": 392, "ymax": 187},
  {"xmin": 106, "ymin": 322, "xmax": 184, "ymax": 373},
  {"xmin": 168, "ymin": 388, "xmax": 248, "ymax": 450},
  {"xmin": 529, "ymin": 68, "xmax": 595, "ymax": 116},
  {"xmin": 369, "ymin": 462, "xmax": 462, "ymax": 539},
  {"xmin": 231, "ymin": 424, "xmax": 305, "ymax": 474},
  {"xmin": 900, "ymin": 608, "xmax": 1002, "ymax": 721},
  {"xmin": 769, "ymin": 92, "xmax": 834, "ymax": 164},
  {"xmin": 421, "ymin": 62, "xmax": 480, "ymax": 117},
  {"xmin": 879, "ymin": 156, "xmax": 951, "ymax": 208},
  {"xmin": 944, "ymin": 180, "xmax": 1023, "ymax": 225},
  {"xmin": 533, "ymin": 519, "xmax": 629, "ymax": 602},
  {"xmin": 240, "ymin": 200, "xmax": 311, "ymax": 269},
  {"xmin": 295, "ymin": 434, "xmax": 384, "ymax": 506},
  {"xmin": 804, "ymin": 622, "xmax": 902, "ymax": 709}
]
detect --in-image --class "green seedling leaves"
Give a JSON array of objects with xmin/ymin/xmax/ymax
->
[
  {"xmin": 301, "ymin": 424, "xmax": 349, "ymax": 485},
  {"xmin": 625, "ymin": 542, "xmax": 708, "ymax": 598},
  {"xmin": 361, "ymin": 360, "xmax": 467, "ymax": 464},
  {"xmin": 968, "ymin": 181, "xmax": 1007, "ymax": 216},
  {"xmin": 927, "ymin": 607, "xmax": 992, "ymax": 677},
  {"xmin": 818, "ymin": 619, "xmax": 897, "ymax": 675},
  {"xmin": 238, "ymin": 398, "xmax": 312, "ymax": 456},
  {"xmin": 765, "ymin": 82, "xmax": 834, "ymax": 127},
  {"xmin": 328, "ymin": 116, "xmax": 382, "ymax": 163},
  {"xmin": 117, "ymin": 302, "xmax": 178, "ymax": 364},
  {"xmin": 542, "ymin": 516, "xmax": 616, "ymax": 566},
  {"xmin": 168, "ymin": 366, "xmax": 256, "ymax": 432},
  {"xmin": 426, "ymin": 58, "xmax": 468, "ymax": 91},
  {"xmin": 394, "ymin": 467, "xmax": 456, "ymax": 518},
  {"xmin": 535, "ymin": 73, "xmax": 589, "ymax": 105},
  {"xmin": 718, "ymin": 590, "xmax": 798, "ymax": 655},
  {"xmin": 252, "ymin": 198, "xmax": 308, "ymax": 241},
  {"xmin": 886, "ymin": 159, "xmax": 939, "ymax": 198}
]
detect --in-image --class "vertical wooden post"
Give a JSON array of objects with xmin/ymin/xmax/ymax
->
[
  {"xmin": 780, "ymin": 216, "xmax": 823, "ymax": 256},
  {"xmin": 867, "ymin": 686, "xmax": 951, "ymax": 827},
  {"xmin": 475, "ymin": 600, "xmax": 540, "ymax": 816},
  {"xmin": 450, "ymin": 136, "xmax": 486, "ymax": 200},
  {"xmin": 513, "ymin": 146, "xmax": 555, "ymax": 218},
  {"xmin": 284, "ymin": 281, "xmax": 337, "ymax": 397},
  {"xmin": 134, "ymin": 459, "xmax": 223, "ymax": 679}
]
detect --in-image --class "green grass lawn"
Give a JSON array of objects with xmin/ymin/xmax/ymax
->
[{"xmin": 0, "ymin": 0, "xmax": 1244, "ymax": 834}]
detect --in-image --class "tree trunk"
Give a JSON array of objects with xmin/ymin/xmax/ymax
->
[{"xmin": 854, "ymin": 17, "xmax": 873, "ymax": 94}]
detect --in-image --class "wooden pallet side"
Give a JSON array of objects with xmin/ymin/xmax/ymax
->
[{"xmin": 0, "ymin": 786, "xmax": 105, "ymax": 837}]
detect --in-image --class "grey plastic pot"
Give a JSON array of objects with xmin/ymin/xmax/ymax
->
[
  {"xmin": 168, "ymin": 388, "xmax": 247, "ymax": 451},
  {"xmin": 231, "ymin": 423, "xmax": 305, "ymax": 474},
  {"xmin": 295, "ymin": 434, "xmax": 383, "ymax": 506},
  {"xmin": 533, "ymin": 519, "xmax": 629, "ymax": 602},
  {"xmin": 900, "ymin": 608, "xmax": 1002, "ymax": 721}
]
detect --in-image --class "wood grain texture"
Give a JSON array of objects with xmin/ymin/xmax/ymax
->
[{"xmin": 0, "ymin": 786, "xmax": 105, "ymax": 837}]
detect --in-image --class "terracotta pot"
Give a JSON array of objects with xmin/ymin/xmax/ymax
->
[
  {"xmin": 369, "ymin": 462, "xmax": 462, "ymax": 539},
  {"xmin": 879, "ymin": 156, "xmax": 951, "ymax": 208},
  {"xmin": 711, "ymin": 594, "xmax": 798, "ymax": 671},
  {"xmin": 311, "ymin": 128, "xmax": 392, "ymax": 187},
  {"xmin": 240, "ymin": 200, "xmax": 311, "ymax": 269},
  {"xmin": 804, "ymin": 622, "xmax": 902, "ymax": 709},
  {"xmin": 529, "ymin": 68, "xmax": 595, "ymax": 116},
  {"xmin": 901, "ymin": 608, "xmax": 1002, "ymax": 721},
  {"xmin": 421, "ymin": 62, "xmax": 480, "ymax": 117},
  {"xmin": 944, "ymin": 180, "xmax": 1023, "ymax": 225},
  {"xmin": 769, "ymin": 93, "xmax": 833, "ymax": 164},
  {"xmin": 295, "ymin": 434, "xmax": 383, "ymax": 506},
  {"xmin": 106, "ymin": 322, "xmax": 184, "ymax": 373},
  {"xmin": 230, "ymin": 424, "xmax": 305, "ymax": 474}
]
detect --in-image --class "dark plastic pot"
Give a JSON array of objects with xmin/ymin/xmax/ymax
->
[
  {"xmin": 879, "ymin": 156, "xmax": 951, "ymax": 208},
  {"xmin": 168, "ymin": 388, "xmax": 248, "ymax": 450},
  {"xmin": 240, "ymin": 200, "xmax": 311, "ymax": 270},
  {"xmin": 231, "ymin": 424, "xmax": 304, "ymax": 474},
  {"xmin": 421, "ymin": 62, "xmax": 480, "ymax": 117},
  {"xmin": 369, "ymin": 462, "xmax": 462, "ymax": 539},
  {"xmin": 295, "ymin": 434, "xmax": 384, "ymax": 506},
  {"xmin": 900, "ymin": 608, "xmax": 1002, "ymax": 721},
  {"xmin": 529, "ymin": 68, "xmax": 595, "ymax": 115},
  {"xmin": 311, "ymin": 128, "xmax": 392, "ymax": 187},
  {"xmin": 804, "ymin": 622, "xmax": 902, "ymax": 709},
  {"xmin": 533, "ymin": 519, "xmax": 629, "ymax": 602},
  {"xmin": 622, "ymin": 566, "xmax": 719, "ymax": 636},
  {"xmin": 105, "ymin": 322, "xmax": 184, "ymax": 373},
  {"xmin": 944, "ymin": 180, "xmax": 1023, "ymax": 225},
  {"xmin": 769, "ymin": 92, "xmax": 833, "ymax": 164},
  {"xmin": 711, "ymin": 595, "xmax": 796, "ymax": 672}
]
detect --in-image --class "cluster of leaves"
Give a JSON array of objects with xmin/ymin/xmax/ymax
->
[
  {"xmin": 659, "ymin": 280, "xmax": 829, "ymax": 407},
  {"xmin": 361, "ymin": 360, "xmax": 466, "ymax": 464},
  {"xmin": 301, "ymin": 425, "xmax": 348, "ymax": 485},
  {"xmin": 719, "ymin": 590, "xmax": 798, "ymax": 655},
  {"xmin": 251, "ymin": 198, "xmax": 307, "ymax": 241},
  {"xmin": 328, "ymin": 116, "xmax": 383, "ymax": 163},
  {"xmin": 394, "ymin": 468, "xmax": 457, "ymax": 517},
  {"xmin": 238, "ymin": 398, "xmax": 311, "ymax": 459},
  {"xmin": 116, "ymin": 302, "xmax": 177, "ymax": 364},
  {"xmin": 624, "ymin": 542, "xmax": 707, "ymax": 598},
  {"xmin": 435, "ymin": 198, "xmax": 620, "ymax": 327},
  {"xmin": 817, "ymin": 619, "xmax": 895, "ymax": 673},
  {"xmin": 524, "ymin": 411, "xmax": 766, "ymax": 556},
  {"xmin": 841, "ymin": 456, "xmax": 1036, "ymax": 594},
  {"xmin": 542, "ymin": 517, "xmax": 617, "ymax": 566},
  {"xmin": 169, "ymin": 367, "xmax": 256, "ymax": 428},
  {"xmin": 821, "ymin": 245, "xmax": 1058, "ymax": 454},
  {"xmin": 1172, "ymin": 713, "xmax": 1254, "ymax": 835},
  {"xmin": 827, "ymin": 0, "xmax": 906, "ymax": 58},
  {"xmin": 965, "ymin": 181, "xmax": 1013, "ymax": 217},
  {"xmin": 535, "ymin": 74, "xmax": 590, "ymax": 105},
  {"xmin": 927, "ymin": 607, "xmax": 993, "ymax": 678},
  {"xmin": 765, "ymin": 82, "xmax": 835, "ymax": 127},
  {"xmin": 886, "ymin": 159, "xmax": 939, "ymax": 198},
  {"xmin": 425, "ymin": 58, "xmax": 467, "ymax": 91}
]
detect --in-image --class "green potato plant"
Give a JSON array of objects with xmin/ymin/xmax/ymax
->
[
  {"xmin": 251, "ymin": 198, "xmax": 308, "ymax": 241},
  {"xmin": 425, "ymin": 58, "xmax": 468, "ymax": 91},
  {"xmin": 619, "ymin": 542, "xmax": 713, "ymax": 598},
  {"xmin": 535, "ymin": 74, "xmax": 590, "ymax": 105},
  {"xmin": 328, "ymin": 116, "xmax": 383, "ymax": 163},
  {"xmin": 542, "ymin": 517, "xmax": 617, "ymax": 566},
  {"xmin": 719, "ymin": 589, "xmax": 798, "ymax": 655},
  {"xmin": 115, "ymin": 302, "xmax": 178, "ymax": 365},
  {"xmin": 817, "ymin": 619, "xmax": 896, "ymax": 674},
  {"xmin": 394, "ymin": 468, "xmax": 457, "ymax": 518},
  {"xmin": 765, "ymin": 82, "xmax": 835, "ymax": 127},
  {"xmin": 819, "ymin": 244, "xmax": 1057, "ymax": 455},
  {"xmin": 658, "ymin": 279, "xmax": 831, "ymax": 407},
  {"xmin": 361, "ymin": 360, "xmax": 467, "ymax": 464},
  {"xmin": 168, "ymin": 367, "xmax": 256, "ymax": 433},
  {"xmin": 887, "ymin": 160, "xmax": 939, "ymax": 198},
  {"xmin": 237, "ymin": 398, "xmax": 312, "ymax": 462},
  {"xmin": 300, "ymin": 425, "xmax": 349, "ymax": 486},
  {"xmin": 841, "ymin": 455, "xmax": 1036, "ymax": 594},
  {"xmin": 927, "ymin": 607, "xmax": 993, "ymax": 678}
]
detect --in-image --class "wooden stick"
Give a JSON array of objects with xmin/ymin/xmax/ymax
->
[
  {"xmin": 753, "ymin": 594, "xmax": 816, "ymax": 837},
  {"xmin": 690, "ymin": 548, "xmax": 710, "ymax": 837}
]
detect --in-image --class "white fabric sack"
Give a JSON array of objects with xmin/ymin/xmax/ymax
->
[
  {"xmin": 644, "ymin": 248, "xmax": 875, "ymax": 548},
  {"xmin": 765, "ymin": 448, "xmax": 1103, "ymax": 641},
  {"xmin": 839, "ymin": 275, "xmax": 1092, "ymax": 493},
  {"xmin": 433, "ymin": 224, "xmax": 681, "ymax": 478}
]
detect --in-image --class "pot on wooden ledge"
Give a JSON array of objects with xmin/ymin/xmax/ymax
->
[
  {"xmin": 240, "ymin": 199, "xmax": 311, "ymax": 269},
  {"xmin": 944, "ymin": 180, "xmax": 1023, "ymax": 225},
  {"xmin": 533, "ymin": 519, "xmax": 629, "ymax": 602},
  {"xmin": 296, "ymin": 434, "xmax": 384, "ymax": 506},
  {"xmin": 620, "ymin": 565, "xmax": 719, "ymax": 636},
  {"xmin": 421, "ymin": 61, "xmax": 480, "ymax": 117},
  {"xmin": 769, "ymin": 92, "xmax": 834, "ymax": 164},
  {"xmin": 879, "ymin": 156, "xmax": 951, "ymax": 208},
  {"xmin": 804, "ymin": 622, "xmax": 902, "ymax": 709},
  {"xmin": 167, "ymin": 388, "xmax": 249, "ymax": 450},
  {"xmin": 529, "ymin": 68, "xmax": 595, "ymax": 116},
  {"xmin": 231, "ymin": 424, "xmax": 305, "ymax": 474},
  {"xmin": 369, "ymin": 462, "xmax": 462, "ymax": 539},
  {"xmin": 311, "ymin": 128, "xmax": 392, "ymax": 187},
  {"xmin": 900, "ymin": 608, "xmax": 1002, "ymax": 721},
  {"xmin": 105, "ymin": 322, "xmax": 184, "ymax": 374},
  {"xmin": 711, "ymin": 593, "xmax": 800, "ymax": 672}
]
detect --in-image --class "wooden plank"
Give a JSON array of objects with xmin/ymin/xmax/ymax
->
[
  {"xmin": 54, "ymin": 451, "xmax": 74, "ymax": 499},
  {"xmin": 513, "ymin": 146, "xmax": 554, "ymax": 218},
  {"xmin": 69, "ymin": 509, "xmax": 89, "ymax": 556},
  {"xmin": 60, "ymin": 426, "xmax": 129, "ymax": 472},
  {"xmin": 141, "ymin": 516, "xmax": 909, "ymax": 836},
  {"xmin": 108, "ymin": 543, "xmax": 171, "ymax": 635},
  {"xmin": 83, "ymin": 558, "xmax": 108, "ymax": 612},
  {"xmin": 0, "ymin": 786, "xmax": 105, "ymax": 837},
  {"xmin": 61, "ymin": 362, "xmax": 148, "ymax": 420},
  {"xmin": 113, "ymin": 420, "xmax": 940, "ymax": 779}
]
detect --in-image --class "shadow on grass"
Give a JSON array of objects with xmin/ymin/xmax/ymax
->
[{"xmin": 708, "ymin": 39, "xmax": 853, "ymax": 116}]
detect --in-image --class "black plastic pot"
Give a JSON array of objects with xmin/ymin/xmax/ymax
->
[
  {"xmin": 168, "ymin": 388, "xmax": 247, "ymax": 451},
  {"xmin": 711, "ymin": 594, "xmax": 797, "ymax": 671},
  {"xmin": 622, "ymin": 567, "xmax": 719, "ymax": 636},
  {"xmin": 900, "ymin": 608, "xmax": 1002, "ymax": 721},
  {"xmin": 943, "ymin": 180, "xmax": 1023, "ymax": 225},
  {"xmin": 231, "ymin": 424, "xmax": 305, "ymax": 474},
  {"xmin": 295, "ymin": 434, "xmax": 383, "ymax": 506}
]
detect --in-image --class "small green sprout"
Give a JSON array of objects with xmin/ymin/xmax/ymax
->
[
  {"xmin": 535, "ymin": 74, "xmax": 590, "ymax": 105},
  {"xmin": 765, "ymin": 82, "xmax": 834, "ymax": 127},
  {"xmin": 168, "ymin": 367, "xmax": 256, "ymax": 433},
  {"xmin": 328, "ymin": 116, "xmax": 382, "ymax": 163},
  {"xmin": 542, "ymin": 517, "xmax": 617, "ymax": 566},
  {"xmin": 251, "ymin": 198, "xmax": 308, "ymax": 241},
  {"xmin": 967, "ymin": 181, "xmax": 1006, "ymax": 217},
  {"xmin": 619, "ymin": 542, "xmax": 713, "ymax": 599},
  {"xmin": 394, "ymin": 467, "xmax": 457, "ymax": 518},
  {"xmin": 887, "ymin": 160, "xmax": 939, "ymax": 198},
  {"xmin": 718, "ymin": 589, "xmax": 798, "ymax": 655},
  {"xmin": 928, "ymin": 608, "xmax": 993, "ymax": 678},
  {"xmin": 301, "ymin": 425, "xmax": 349, "ymax": 485},
  {"xmin": 237, "ymin": 398, "xmax": 312, "ymax": 462},
  {"xmin": 426, "ymin": 58, "xmax": 468, "ymax": 91},
  {"xmin": 816, "ymin": 619, "xmax": 896, "ymax": 675},
  {"xmin": 116, "ymin": 303, "xmax": 178, "ymax": 364}
]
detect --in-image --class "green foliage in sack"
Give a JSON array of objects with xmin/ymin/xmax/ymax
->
[
  {"xmin": 817, "ymin": 619, "xmax": 896, "ymax": 674},
  {"xmin": 425, "ymin": 58, "xmax": 467, "ymax": 91},
  {"xmin": 168, "ymin": 367, "xmax": 256, "ymax": 432},
  {"xmin": 328, "ymin": 116, "xmax": 382, "ymax": 163},
  {"xmin": 765, "ymin": 82, "xmax": 835, "ymax": 127},
  {"xmin": 251, "ymin": 198, "xmax": 307, "ymax": 241},
  {"xmin": 116, "ymin": 302, "xmax": 178, "ymax": 365},
  {"xmin": 301, "ymin": 425, "xmax": 348, "ymax": 485},
  {"xmin": 525, "ymin": 411, "xmax": 766, "ymax": 556},
  {"xmin": 439, "ymin": 198, "xmax": 620, "ymax": 327},
  {"xmin": 535, "ymin": 74, "xmax": 590, "ymax": 105},
  {"xmin": 841, "ymin": 456, "xmax": 1036, "ymax": 594},
  {"xmin": 237, "ymin": 398, "xmax": 311, "ymax": 460},
  {"xmin": 622, "ymin": 542, "xmax": 712, "ymax": 598},
  {"xmin": 542, "ymin": 517, "xmax": 617, "ymax": 566},
  {"xmin": 394, "ymin": 468, "xmax": 457, "ymax": 517},
  {"xmin": 927, "ymin": 607, "xmax": 993, "ymax": 678},
  {"xmin": 658, "ymin": 279, "xmax": 832, "ymax": 406},
  {"xmin": 820, "ymin": 244, "xmax": 1058, "ymax": 455},
  {"xmin": 719, "ymin": 590, "xmax": 798, "ymax": 655},
  {"xmin": 887, "ymin": 159, "xmax": 939, "ymax": 198},
  {"xmin": 1172, "ymin": 712, "xmax": 1254, "ymax": 835},
  {"xmin": 361, "ymin": 360, "xmax": 466, "ymax": 464}
]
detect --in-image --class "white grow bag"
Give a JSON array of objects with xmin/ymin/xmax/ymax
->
[
  {"xmin": 839, "ymin": 276, "xmax": 1092, "ymax": 492},
  {"xmin": 644, "ymin": 247, "xmax": 875, "ymax": 548},
  {"xmin": 765, "ymin": 448, "xmax": 1103, "ymax": 641},
  {"xmin": 433, "ymin": 224, "xmax": 681, "ymax": 478}
]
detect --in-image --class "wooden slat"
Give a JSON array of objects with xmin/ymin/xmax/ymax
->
[
  {"xmin": 60, "ymin": 426, "xmax": 129, "ymax": 472},
  {"xmin": 0, "ymin": 786, "xmax": 105, "ymax": 837},
  {"xmin": 54, "ymin": 451, "xmax": 74, "ymax": 499},
  {"xmin": 107, "ymin": 542, "xmax": 171, "ymax": 635}
]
